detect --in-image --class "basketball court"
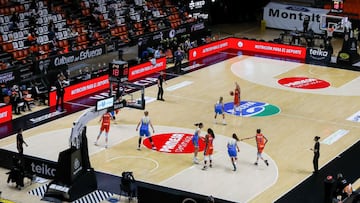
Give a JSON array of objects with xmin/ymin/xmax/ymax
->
[{"xmin": 0, "ymin": 52, "xmax": 360, "ymax": 203}]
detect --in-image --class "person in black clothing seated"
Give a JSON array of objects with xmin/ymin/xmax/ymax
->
[
  {"xmin": 304, "ymin": 29, "xmax": 314, "ymax": 47},
  {"xmin": 10, "ymin": 86, "xmax": 23, "ymax": 115},
  {"xmin": 7, "ymin": 156, "xmax": 25, "ymax": 190},
  {"xmin": 325, "ymin": 39, "xmax": 333, "ymax": 56},
  {"xmin": 335, "ymin": 173, "xmax": 353, "ymax": 201},
  {"xmin": 19, "ymin": 85, "xmax": 32, "ymax": 111},
  {"xmin": 121, "ymin": 171, "xmax": 136, "ymax": 200}
]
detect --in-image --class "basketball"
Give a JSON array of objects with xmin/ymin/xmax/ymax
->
[{"xmin": 230, "ymin": 91, "xmax": 234, "ymax": 96}]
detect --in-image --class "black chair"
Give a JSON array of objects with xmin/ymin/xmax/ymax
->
[
  {"xmin": 34, "ymin": 86, "xmax": 48, "ymax": 105},
  {"xmin": 119, "ymin": 171, "xmax": 136, "ymax": 202}
]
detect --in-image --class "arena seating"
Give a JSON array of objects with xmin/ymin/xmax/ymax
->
[
  {"xmin": 0, "ymin": 0, "xmax": 196, "ymax": 63},
  {"xmin": 0, "ymin": 0, "xmax": 204, "ymax": 105}
]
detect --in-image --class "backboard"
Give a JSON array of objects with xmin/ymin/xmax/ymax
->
[
  {"xmin": 110, "ymin": 81, "xmax": 145, "ymax": 110},
  {"xmin": 320, "ymin": 14, "xmax": 348, "ymax": 33}
]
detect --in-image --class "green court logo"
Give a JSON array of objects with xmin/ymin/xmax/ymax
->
[{"xmin": 224, "ymin": 101, "xmax": 281, "ymax": 117}]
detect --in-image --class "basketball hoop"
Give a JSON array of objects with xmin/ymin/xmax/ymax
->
[{"xmin": 320, "ymin": 14, "xmax": 347, "ymax": 33}]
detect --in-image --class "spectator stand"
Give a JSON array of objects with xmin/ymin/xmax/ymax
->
[
  {"xmin": 0, "ymin": 0, "xmax": 210, "ymax": 122},
  {"xmin": 0, "ymin": 0, "xmax": 70, "ymax": 68}
]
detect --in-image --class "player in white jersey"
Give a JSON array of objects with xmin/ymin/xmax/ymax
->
[
  {"xmin": 136, "ymin": 111, "xmax": 156, "ymax": 150},
  {"xmin": 214, "ymin": 96, "xmax": 226, "ymax": 125},
  {"xmin": 227, "ymin": 133, "xmax": 240, "ymax": 171}
]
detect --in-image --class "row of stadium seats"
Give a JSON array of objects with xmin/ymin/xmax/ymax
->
[{"xmin": 0, "ymin": 0, "xmax": 201, "ymax": 69}]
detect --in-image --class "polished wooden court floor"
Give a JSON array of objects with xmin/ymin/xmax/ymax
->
[
  {"xmin": 1, "ymin": 23, "xmax": 360, "ymax": 203},
  {"xmin": 1, "ymin": 52, "xmax": 360, "ymax": 203}
]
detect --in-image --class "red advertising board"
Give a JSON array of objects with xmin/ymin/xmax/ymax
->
[
  {"xmin": 49, "ymin": 57, "xmax": 167, "ymax": 107},
  {"xmin": 0, "ymin": 105, "xmax": 12, "ymax": 123},
  {"xmin": 49, "ymin": 75, "xmax": 110, "ymax": 106},
  {"xmin": 189, "ymin": 38, "xmax": 231, "ymax": 61},
  {"xmin": 189, "ymin": 37, "xmax": 306, "ymax": 61},
  {"xmin": 128, "ymin": 57, "xmax": 167, "ymax": 81},
  {"xmin": 235, "ymin": 39, "xmax": 306, "ymax": 59}
]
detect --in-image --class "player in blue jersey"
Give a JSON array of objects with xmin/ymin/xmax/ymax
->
[
  {"xmin": 192, "ymin": 122, "xmax": 203, "ymax": 164},
  {"xmin": 214, "ymin": 96, "xmax": 226, "ymax": 125},
  {"xmin": 227, "ymin": 133, "xmax": 240, "ymax": 171},
  {"xmin": 136, "ymin": 111, "xmax": 156, "ymax": 150}
]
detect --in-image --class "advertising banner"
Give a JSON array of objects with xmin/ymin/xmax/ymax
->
[
  {"xmin": 305, "ymin": 47, "xmax": 332, "ymax": 66},
  {"xmin": 24, "ymin": 156, "xmax": 57, "ymax": 179},
  {"xmin": 49, "ymin": 75, "xmax": 109, "ymax": 106},
  {"xmin": 128, "ymin": 57, "xmax": 166, "ymax": 81},
  {"xmin": 189, "ymin": 38, "xmax": 231, "ymax": 61},
  {"xmin": 137, "ymin": 181, "xmax": 233, "ymax": 203},
  {"xmin": 0, "ymin": 148, "xmax": 57, "ymax": 179},
  {"xmin": 263, "ymin": 2, "xmax": 329, "ymax": 34},
  {"xmin": 236, "ymin": 38, "xmax": 307, "ymax": 59},
  {"xmin": 50, "ymin": 44, "xmax": 106, "ymax": 67},
  {"xmin": 0, "ymin": 105, "xmax": 12, "ymax": 125},
  {"xmin": 189, "ymin": 37, "xmax": 306, "ymax": 61},
  {"xmin": 0, "ymin": 70, "xmax": 16, "ymax": 84}
]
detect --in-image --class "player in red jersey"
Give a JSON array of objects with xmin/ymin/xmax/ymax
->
[
  {"xmin": 202, "ymin": 128, "xmax": 215, "ymax": 170},
  {"xmin": 233, "ymin": 82, "xmax": 241, "ymax": 115},
  {"xmin": 241, "ymin": 129, "xmax": 269, "ymax": 166},
  {"xmin": 95, "ymin": 109, "xmax": 112, "ymax": 148}
]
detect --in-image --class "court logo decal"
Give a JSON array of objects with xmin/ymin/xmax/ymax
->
[
  {"xmin": 278, "ymin": 77, "xmax": 330, "ymax": 89},
  {"xmin": 223, "ymin": 101, "xmax": 280, "ymax": 117},
  {"xmin": 166, "ymin": 81, "xmax": 193, "ymax": 91},
  {"xmin": 143, "ymin": 133, "xmax": 205, "ymax": 153},
  {"xmin": 321, "ymin": 129, "xmax": 349, "ymax": 145},
  {"xmin": 346, "ymin": 110, "xmax": 360, "ymax": 122}
]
